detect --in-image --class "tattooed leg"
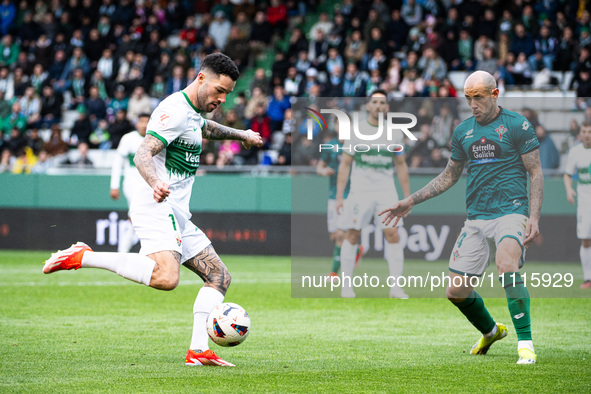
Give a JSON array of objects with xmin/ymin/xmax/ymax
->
[{"xmin": 183, "ymin": 245, "xmax": 231, "ymax": 295}]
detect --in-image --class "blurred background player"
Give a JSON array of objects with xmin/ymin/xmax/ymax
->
[
  {"xmin": 110, "ymin": 113, "xmax": 150, "ymax": 253},
  {"xmin": 564, "ymin": 121, "xmax": 591, "ymax": 289},
  {"xmin": 316, "ymin": 129, "xmax": 362, "ymax": 279},
  {"xmin": 380, "ymin": 71, "xmax": 543, "ymax": 364},
  {"xmin": 336, "ymin": 89, "xmax": 410, "ymax": 298}
]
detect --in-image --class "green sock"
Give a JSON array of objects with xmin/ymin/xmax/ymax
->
[
  {"xmin": 500, "ymin": 272, "xmax": 532, "ymax": 341},
  {"xmin": 453, "ymin": 290, "xmax": 496, "ymax": 335},
  {"xmin": 331, "ymin": 245, "xmax": 341, "ymax": 273}
]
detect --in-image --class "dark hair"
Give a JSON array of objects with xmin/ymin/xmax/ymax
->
[
  {"xmin": 369, "ymin": 89, "xmax": 388, "ymax": 98},
  {"xmin": 138, "ymin": 113, "xmax": 151, "ymax": 119},
  {"xmin": 200, "ymin": 53, "xmax": 240, "ymax": 81},
  {"xmin": 582, "ymin": 120, "xmax": 591, "ymax": 128}
]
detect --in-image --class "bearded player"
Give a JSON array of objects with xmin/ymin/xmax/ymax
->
[{"xmin": 43, "ymin": 53, "xmax": 263, "ymax": 367}]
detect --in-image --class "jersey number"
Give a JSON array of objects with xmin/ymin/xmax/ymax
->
[
  {"xmin": 522, "ymin": 121, "xmax": 529, "ymax": 130},
  {"xmin": 169, "ymin": 214, "xmax": 177, "ymax": 231}
]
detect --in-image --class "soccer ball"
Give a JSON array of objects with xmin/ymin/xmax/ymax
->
[{"xmin": 206, "ymin": 302, "xmax": 251, "ymax": 347}]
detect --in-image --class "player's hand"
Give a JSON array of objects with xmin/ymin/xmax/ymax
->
[
  {"xmin": 336, "ymin": 197, "xmax": 344, "ymax": 214},
  {"xmin": 321, "ymin": 167, "xmax": 335, "ymax": 176},
  {"xmin": 153, "ymin": 181, "xmax": 170, "ymax": 203},
  {"xmin": 523, "ymin": 217, "xmax": 540, "ymax": 247},
  {"xmin": 566, "ymin": 188, "xmax": 576, "ymax": 205},
  {"xmin": 242, "ymin": 129, "xmax": 263, "ymax": 149},
  {"xmin": 379, "ymin": 197, "xmax": 414, "ymax": 227},
  {"xmin": 110, "ymin": 189, "xmax": 120, "ymax": 200}
]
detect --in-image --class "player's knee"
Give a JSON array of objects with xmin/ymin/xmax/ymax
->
[
  {"xmin": 446, "ymin": 285, "xmax": 469, "ymax": 301},
  {"xmin": 347, "ymin": 230, "xmax": 361, "ymax": 244},
  {"xmin": 205, "ymin": 265, "xmax": 231, "ymax": 293},
  {"xmin": 495, "ymin": 259, "xmax": 518, "ymax": 274},
  {"xmin": 152, "ymin": 265, "xmax": 179, "ymax": 290},
  {"xmin": 149, "ymin": 257, "xmax": 180, "ymax": 290},
  {"xmin": 151, "ymin": 272, "xmax": 179, "ymax": 290},
  {"xmin": 160, "ymin": 275, "xmax": 179, "ymax": 290},
  {"xmin": 446, "ymin": 286, "xmax": 458, "ymax": 301},
  {"xmin": 223, "ymin": 269, "xmax": 232, "ymax": 291},
  {"xmin": 384, "ymin": 228, "xmax": 399, "ymax": 243}
]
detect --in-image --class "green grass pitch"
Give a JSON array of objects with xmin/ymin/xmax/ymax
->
[{"xmin": 1, "ymin": 250, "xmax": 590, "ymax": 392}]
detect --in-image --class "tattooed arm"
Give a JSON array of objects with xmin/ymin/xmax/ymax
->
[
  {"xmin": 202, "ymin": 119, "xmax": 263, "ymax": 149},
  {"xmin": 410, "ymin": 158, "xmax": 465, "ymax": 205},
  {"xmin": 521, "ymin": 148, "xmax": 544, "ymax": 246},
  {"xmin": 379, "ymin": 158, "xmax": 465, "ymax": 226},
  {"xmin": 393, "ymin": 153, "xmax": 411, "ymax": 199},
  {"xmin": 134, "ymin": 134, "xmax": 170, "ymax": 202}
]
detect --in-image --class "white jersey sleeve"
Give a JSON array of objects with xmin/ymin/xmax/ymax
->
[
  {"xmin": 565, "ymin": 146, "xmax": 577, "ymax": 176},
  {"xmin": 147, "ymin": 98, "xmax": 204, "ymax": 146},
  {"xmin": 111, "ymin": 131, "xmax": 145, "ymax": 197},
  {"xmin": 144, "ymin": 92, "xmax": 205, "ymax": 185},
  {"xmin": 110, "ymin": 149, "xmax": 124, "ymax": 190}
]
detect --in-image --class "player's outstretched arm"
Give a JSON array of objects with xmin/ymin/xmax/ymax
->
[
  {"xmin": 521, "ymin": 149, "xmax": 544, "ymax": 246},
  {"xmin": 110, "ymin": 150, "xmax": 124, "ymax": 200},
  {"xmin": 336, "ymin": 153, "xmax": 353, "ymax": 214},
  {"xmin": 134, "ymin": 134, "xmax": 170, "ymax": 203},
  {"xmin": 202, "ymin": 119, "xmax": 263, "ymax": 149},
  {"xmin": 563, "ymin": 173, "xmax": 576, "ymax": 204},
  {"xmin": 393, "ymin": 153, "xmax": 410, "ymax": 198},
  {"xmin": 316, "ymin": 160, "xmax": 335, "ymax": 177},
  {"xmin": 379, "ymin": 158, "xmax": 465, "ymax": 226}
]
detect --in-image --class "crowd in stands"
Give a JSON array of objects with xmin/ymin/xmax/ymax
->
[
  {"xmin": 282, "ymin": 0, "xmax": 591, "ymax": 169},
  {"xmin": 0, "ymin": 0, "xmax": 590, "ymax": 174}
]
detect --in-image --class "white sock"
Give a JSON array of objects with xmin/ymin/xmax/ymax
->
[
  {"xmin": 340, "ymin": 240, "xmax": 357, "ymax": 292},
  {"xmin": 580, "ymin": 245, "xmax": 591, "ymax": 281},
  {"xmin": 118, "ymin": 224, "xmax": 136, "ymax": 253},
  {"xmin": 484, "ymin": 324, "xmax": 498, "ymax": 339},
  {"xmin": 190, "ymin": 286, "xmax": 224, "ymax": 351},
  {"xmin": 384, "ymin": 242, "xmax": 404, "ymax": 280},
  {"xmin": 81, "ymin": 252, "xmax": 155, "ymax": 286},
  {"xmin": 518, "ymin": 339, "xmax": 535, "ymax": 352}
]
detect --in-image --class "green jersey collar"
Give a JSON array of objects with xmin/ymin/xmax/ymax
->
[
  {"xmin": 476, "ymin": 106, "xmax": 503, "ymax": 126},
  {"xmin": 181, "ymin": 91, "xmax": 202, "ymax": 114}
]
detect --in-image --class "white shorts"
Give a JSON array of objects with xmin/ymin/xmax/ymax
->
[
  {"xmin": 129, "ymin": 181, "xmax": 211, "ymax": 263},
  {"xmin": 122, "ymin": 175, "xmax": 145, "ymax": 207},
  {"xmin": 340, "ymin": 187, "xmax": 403, "ymax": 231},
  {"xmin": 449, "ymin": 214, "xmax": 528, "ymax": 276},
  {"xmin": 577, "ymin": 201, "xmax": 591, "ymax": 239},
  {"xmin": 327, "ymin": 199, "xmax": 348, "ymax": 233}
]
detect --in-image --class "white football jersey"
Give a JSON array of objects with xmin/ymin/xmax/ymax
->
[
  {"xmin": 110, "ymin": 130, "xmax": 145, "ymax": 203},
  {"xmin": 565, "ymin": 143, "xmax": 591, "ymax": 198},
  {"xmin": 342, "ymin": 115, "xmax": 403, "ymax": 193},
  {"xmin": 146, "ymin": 91, "xmax": 205, "ymax": 187}
]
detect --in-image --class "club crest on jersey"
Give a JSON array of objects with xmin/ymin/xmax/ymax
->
[{"xmin": 495, "ymin": 125, "xmax": 507, "ymax": 141}]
